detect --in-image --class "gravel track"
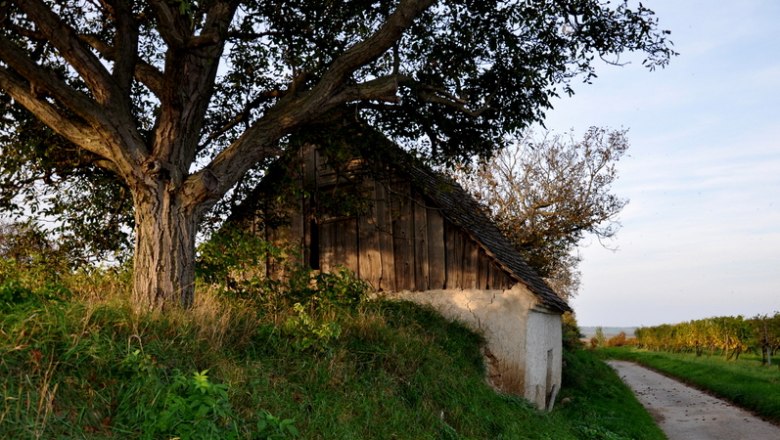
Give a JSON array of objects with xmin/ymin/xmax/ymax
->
[{"xmin": 608, "ymin": 360, "xmax": 780, "ymax": 440}]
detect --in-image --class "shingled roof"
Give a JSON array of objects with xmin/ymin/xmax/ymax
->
[{"xmin": 353, "ymin": 130, "xmax": 571, "ymax": 313}]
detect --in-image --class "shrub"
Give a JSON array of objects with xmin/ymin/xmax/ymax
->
[
  {"xmin": 196, "ymin": 227, "xmax": 282, "ymax": 299},
  {"xmin": 283, "ymin": 302, "xmax": 343, "ymax": 353},
  {"xmin": 146, "ymin": 370, "xmax": 239, "ymax": 440},
  {"xmin": 283, "ymin": 267, "xmax": 371, "ymax": 353},
  {"xmin": 0, "ymin": 278, "xmax": 69, "ymax": 312},
  {"xmin": 606, "ymin": 332, "xmax": 628, "ymax": 347},
  {"xmin": 562, "ymin": 312, "xmax": 584, "ymax": 349}
]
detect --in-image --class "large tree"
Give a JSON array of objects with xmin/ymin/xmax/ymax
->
[{"xmin": 0, "ymin": 0, "xmax": 674, "ymax": 309}]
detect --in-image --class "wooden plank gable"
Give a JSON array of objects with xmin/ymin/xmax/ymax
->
[{"xmin": 258, "ymin": 144, "xmax": 524, "ymax": 294}]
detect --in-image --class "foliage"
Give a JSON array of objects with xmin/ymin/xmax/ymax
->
[
  {"xmin": 562, "ymin": 312, "xmax": 584, "ymax": 349},
  {"xmin": 455, "ymin": 128, "xmax": 629, "ymax": 299},
  {"xmin": 280, "ymin": 266, "xmax": 371, "ymax": 353},
  {"xmin": 0, "ymin": 136, "xmax": 134, "ymax": 264},
  {"xmin": 197, "ymin": 227, "xmax": 370, "ymax": 353},
  {"xmin": 589, "ymin": 326, "xmax": 607, "ymax": 348},
  {"xmin": 0, "ymin": 221, "xmax": 71, "ymax": 279},
  {"xmin": 605, "ymin": 332, "xmax": 630, "ymax": 347},
  {"xmin": 0, "ymin": 269, "xmax": 295, "ymax": 439},
  {"xmin": 283, "ymin": 302, "xmax": 343, "ymax": 353},
  {"xmin": 196, "ymin": 227, "xmax": 284, "ymax": 298},
  {"xmin": 633, "ymin": 313, "xmax": 780, "ymax": 363},
  {"xmin": 197, "ymin": 226, "xmax": 369, "ymax": 308},
  {"xmin": 133, "ymin": 366, "xmax": 240, "ymax": 440},
  {"xmin": 0, "ymin": 0, "xmax": 676, "ymax": 307},
  {"xmin": 284, "ymin": 267, "xmax": 369, "ymax": 310},
  {"xmin": 0, "ymin": 279, "xmax": 68, "ymax": 313},
  {"xmin": 0, "ymin": 257, "xmax": 665, "ymax": 439},
  {"xmin": 601, "ymin": 347, "xmax": 780, "ymax": 424},
  {"xmin": 255, "ymin": 410, "xmax": 300, "ymax": 440},
  {"xmin": 0, "ymin": 220, "xmax": 50, "ymax": 262},
  {"xmin": 0, "ymin": 223, "xmax": 73, "ymax": 311}
]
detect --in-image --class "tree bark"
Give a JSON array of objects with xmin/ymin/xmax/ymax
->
[
  {"xmin": 2, "ymin": 0, "xmax": 437, "ymax": 311},
  {"xmin": 132, "ymin": 184, "xmax": 199, "ymax": 310}
]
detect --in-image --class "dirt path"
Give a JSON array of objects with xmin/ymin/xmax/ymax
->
[{"xmin": 608, "ymin": 360, "xmax": 780, "ymax": 440}]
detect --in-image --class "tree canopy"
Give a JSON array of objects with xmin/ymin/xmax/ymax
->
[
  {"xmin": 0, "ymin": 0, "xmax": 675, "ymax": 308},
  {"xmin": 456, "ymin": 127, "xmax": 629, "ymax": 299}
]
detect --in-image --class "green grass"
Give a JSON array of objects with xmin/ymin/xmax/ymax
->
[
  {"xmin": 0, "ymin": 268, "xmax": 664, "ymax": 439},
  {"xmin": 555, "ymin": 348, "xmax": 666, "ymax": 440},
  {"xmin": 600, "ymin": 347, "xmax": 780, "ymax": 424}
]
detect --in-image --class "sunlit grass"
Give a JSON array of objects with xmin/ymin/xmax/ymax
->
[{"xmin": 1, "ymin": 262, "xmax": 664, "ymax": 439}]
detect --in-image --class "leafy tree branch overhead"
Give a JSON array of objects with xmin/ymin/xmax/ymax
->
[{"xmin": 0, "ymin": 0, "xmax": 676, "ymax": 309}]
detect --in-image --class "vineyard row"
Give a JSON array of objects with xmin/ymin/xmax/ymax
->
[{"xmin": 630, "ymin": 313, "xmax": 780, "ymax": 364}]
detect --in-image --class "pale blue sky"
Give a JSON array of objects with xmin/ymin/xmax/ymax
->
[{"xmin": 540, "ymin": 0, "xmax": 780, "ymax": 326}]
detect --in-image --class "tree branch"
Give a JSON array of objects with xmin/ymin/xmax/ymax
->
[
  {"xmin": 309, "ymin": 0, "xmax": 435, "ymax": 104},
  {"xmin": 185, "ymin": 0, "xmax": 435, "ymax": 207},
  {"xmin": 0, "ymin": 36, "xmax": 106, "ymax": 130},
  {"xmin": 418, "ymin": 88, "xmax": 495, "ymax": 117},
  {"xmin": 226, "ymin": 30, "xmax": 283, "ymax": 42},
  {"xmin": 105, "ymin": 0, "xmax": 138, "ymax": 95},
  {"xmin": 2, "ymin": 22, "xmax": 45, "ymax": 42},
  {"xmin": 151, "ymin": 1, "xmax": 238, "ymax": 171},
  {"xmin": 15, "ymin": 0, "xmax": 116, "ymax": 105},
  {"xmin": 147, "ymin": 0, "xmax": 188, "ymax": 48},
  {"xmin": 0, "ymin": 35, "xmax": 147, "ymax": 180},
  {"xmin": 0, "ymin": 68, "xmax": 108, "ymax": 159},
  {"xmin": 328, "ymin": 74, "xmax": 411, "ymax": 105},
  {"xmin": 200, "ymin": 90, "xmax": 284, "ymax": 149},
  {"xmin": 79, "ymin": 34, "xmax": 165, "ymax": 97}
]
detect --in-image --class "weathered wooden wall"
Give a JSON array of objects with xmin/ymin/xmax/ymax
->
[{"xmin": 261, "ymin": 146, "xmax": 516, "ymax": 292}]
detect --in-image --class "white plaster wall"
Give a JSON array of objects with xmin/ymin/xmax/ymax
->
[
  {"xmin": 523, "ymin": 310, "xmax": 562, "ymax": 410},
  {"xmin": 385, "ymin": 284, "xmax": 539, "ymax": 396}
]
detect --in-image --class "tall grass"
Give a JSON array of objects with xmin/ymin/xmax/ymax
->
[
  {"xmin": 601, "ymin": 347, "xmax": 780, "ymax": 424},
  {"xmin": 0, "ymin": 255, "xmax": 663, "ymax": 439}
]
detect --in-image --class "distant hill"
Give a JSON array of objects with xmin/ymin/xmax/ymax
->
[{"xmin": 579, "ymin": 326, "xmax": 637, "ymax": 339}]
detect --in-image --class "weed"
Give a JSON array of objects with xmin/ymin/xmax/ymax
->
[
  {"xmin": 283, "ymin": 302, "xmax": 342, "ymax": 353},
  {"xmin": 146, "ymin": 370, "xmax": 238, "ymax": 440},
  {"xmin": 255, "ymin": 410, "xmax": 299, "ymax": 439}
]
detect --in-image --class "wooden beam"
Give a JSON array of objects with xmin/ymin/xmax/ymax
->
[
  {"xmin": 427, "ymin": 206, "xmax": 446, "ymax": 290},
  {"xmin": 356, "ymin": 184, "xmax": 379, "ymax": 290},
  {"xmin": 413, "ymin": 195, "xmax": 429, "ymax": 291},
  {"xmin": 391, "ymin": 182, "xmax": 414, "ymax": 291},
  {"xmin": 375, "ymin": 181, "xmax": 396, "ymax": 292}
]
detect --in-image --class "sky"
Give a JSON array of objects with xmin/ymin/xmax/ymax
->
[{"xmin": 539, "ymin": 0, "xmax": 780, "ymax": 327}]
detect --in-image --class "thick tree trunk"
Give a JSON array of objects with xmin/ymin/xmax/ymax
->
[{"xmin": 132, "ymin": 185, "xmax": 199, "ymax": 310}]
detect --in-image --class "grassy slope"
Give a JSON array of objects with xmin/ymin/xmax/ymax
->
[
  {"xmin": 601, "ymin": 347, "xmax": 780, "ymax": 424},
  {"xmin": 0, "ymin": 278, "xmax": 664, "ymax": 439},
  {"xmin": 555, "ymin": 348, "xmax": 666, "ymax": 440}
]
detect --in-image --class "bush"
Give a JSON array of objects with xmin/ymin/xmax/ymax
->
[
  {"xmin": 606, "ymin": 332, "xmax": 628, "ymax": 347},
  {"xmin": 562, "ymin": 312, "xmax": 584, "ymax": 349},
  {"xmin": 144, "ymin": 370, "xmax": 239, "ymax": 440},
  {"xmin": 0, "ymin": 278, "xmax": 69, "ymax": 312},
  {"xmin": 196, "ymin": 227, "xmax": 282, "ymax": 299}
]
